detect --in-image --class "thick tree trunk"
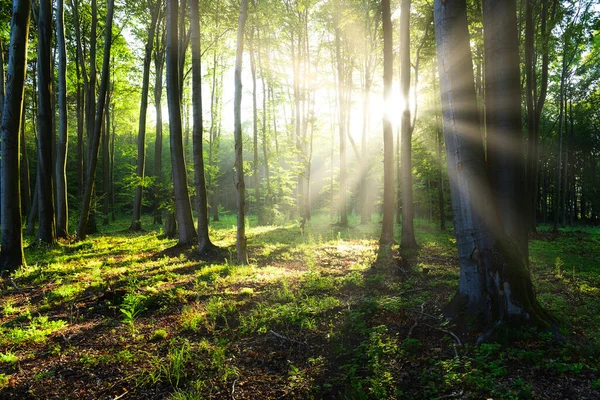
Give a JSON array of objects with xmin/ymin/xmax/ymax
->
[
  {"xmin": 379, "ymin": 0, "xmax": 394, "ymax": 247},
  {"xmin": 131, "ymin": 4, "xmax": 159, "ymax": 231},
  {"xmin": 1, "ymin": 0, "xmax": 31, "ymax": 274},
  {"xmin": 483, "ymin": 0, "xmax": 528, "ymax": 259},
  {"xmin": 166, "ymin": 0, "xmax": 196, "ymax": 245},
  {"xmin": 55, "ymin": 0, "xmax": 68, "ymax": 238},
  {"xmin": 434, "ymin": 0, "xmax": 551, "ymax": 332},
  {"xmin": 190, "ymin": 0, "xmax": 215, "ymax": 255},
  {"xmin": 36, "ymin": 0, "xmax": 56, "ymax": 245},
  {"xmin": 400, "ymin": 0, "xmax": 417, "ymax": 249},
  {"xmin": 234, "ymin": 0, "xmax": 249, "ymax": 264},
  {"xmin": 77, "ymin": 0, "xmax": 114, "ymax": 240}
]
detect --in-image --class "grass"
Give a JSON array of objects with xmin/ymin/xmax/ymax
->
[{"xmin": 0, "ymin": 213, "xmax": 598, "ymax": 398}]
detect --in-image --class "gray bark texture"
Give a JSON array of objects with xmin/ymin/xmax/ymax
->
[
  {"xmin": 234, "ymin": 0, "xmax": 250, "ymax": 264},
  {"xmin": 56, "ymin": 0, "xmax": 69, "ymax": 238},
  {"xmin": 0, "ymin": 0, "xmax": 31, "ymax": 274},
  {"xmin": 166, "ymin": 0, "xmax": 196, "ymax": 245}
]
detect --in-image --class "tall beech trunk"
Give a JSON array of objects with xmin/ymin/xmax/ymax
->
[
  {"xmin": 190, "ymin": 0, "xmax": 215, "ymax": 254},
  {"xmin": 102, "ymin": 90, "xmax": 110, "ymax": 225},
  {"xmin": 400, "ymin": 0, "xmax": 417, "ymax": 249},
  {"xmin": 166, "ymin": 0, "xmax": 196, "ymax": 245},
  {"xmin": 553, "ymin": 45, "xmax": 568, "ymax": 234},
  {"xmin": 20, "ymin": 109, "xmax": 30, "ymax": 218},
  {"xmin": 130, "ymin": 3, "xmax": 160, "ymax": 231},
  {"xmin": 483, "ymin": 0, "xmax": 528, "ymax": 259},
  {"xmin": 153, "ymin": 22, "xmax": 165, "ymax": 225},
  {"xmin": 77, "ymin": 0, "xmax": 115, "ymax": 240},
  {"xmin": 55, "ymin": 0, "xmax": 68, "ymax": 238},
  {"xmin": 379, "ymin": 0, "xmax": 394, "ymax": 247},
  {"xmin": 249, "ymin": 29, "xmax": 263, "ymax": 224},
  {"xmin": 434, "ymin": 0, "xmax": 551, "ymax": 332},
  {"xmin": 258, "ymin": 41, "xmax": 272, "ymax": 216},
  {"xmin": 0, "ymin": 0, "xmax": 31, "ymax": 274},
  {"xmin": 234, "ymin": 0, "xmax": 250, "ymax": 264},
  {"xmin": 36, "ymin": 0, "xmax": 56, "ymax": 245},
  {"xmin": 433, "ymin": 68, "xmax": 445, "ymax": 230},
  {"xmin": 208, "ymin": 49, "xmax": 221, "ymax": 223},
  {"xmin": 334, "ymin": 3, "xmax": 347, "ymax": 226}
]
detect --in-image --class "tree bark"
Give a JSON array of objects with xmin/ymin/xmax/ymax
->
[
  {"xmin": 334, "ymin": 2, "xmax": 347, "ymax": 226},
  {"xmin": 153, "ymin": 19, "xmax": 165, "ymax": 225},
  {"xmin": 249, "ymin": 28, "xmax": 263, "ymax": 224},
  {"xmin": 400, "ymin": 0, "xmax": 417, "ymax": 249},
  {"xmin": 55, "ymin": 0, "xmax": 68, "ymax": 238},
  {"xmin": 36, "ymin": 0, "xmax": 56, "ymax": 245},
  {"xmin": 166, "ymin": 0, "xmax": 196, "ymax": 245},
  {"xmin": 234, "ymin": 0, "xmax": 250, "ymax": 264},
  {"xmin": 130, "ymin": 2, "xmax": 160, "ymax": 231},
  {"xmin": 190, "ymin": 0, "xmax": 215, "ymax": 254},
  {"xmin": 483, "ymin": 0, "xmax": 528, "ymax": 259},
  {"xmin": 77, "ymin": 0, "xmax": 115, "ymax": 240},
  {"xmin": 379, "ymin": 0, "xmax": 394, "ymax": 247},
  {"xmin": 0, "ymin": 0, "xmax": 31, "ymax": 274},
  {"xmin": 20, "ymin": 108, "xmax": 30, "ymax": 219},
  {"xmin": 434, "ymin": 0, "xmax": 552, "ymax": 332}
]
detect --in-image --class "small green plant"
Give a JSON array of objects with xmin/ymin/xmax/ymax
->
[
  {"xmin": 2, "ymin": 300, "xmax": 19, "ymax": 317},
  {"xmin": 0, "ymin": 373, "xmax": 10, "ymax": 389},
  {"xmin": 161, "ymin": 339, "xmax": 192, "ymax": 388},
  {"xmin": 151, "ymin": 329, "xmax": 168, "ymax": 341},
  {"xmin": 0, "ymin": 351, "xmax": 19, "ymax": 365},
  {"xmin": 120, "ymin": 293, "xmax": 146, "ymax": 334},
  {"xmin": 180, "ymin": 304, "xmax": 205, "ymax": 331},
  {"xmin": 555, "ymin": 256, "xmax": 564, "ymax": 277}
]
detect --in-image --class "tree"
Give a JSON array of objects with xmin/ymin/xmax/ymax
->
[
  {"xmin": 433, "ymin": 0, "xmax": 552, "ymax": 333},
  {"xmin": 36, "ymin": 0, "xmax": 56, "ymax": 245},
  {"xmin": 130, "ymin": 0, "xmax": 160, "ymax": 231},
  {"xmin": 399, "ymin": 0, "xmax": 417, "ymax": 249},
  {"xmin": 379, "ymin": 0, "xmax": 394, "ymax": 248},
  {"xmin": 0, "ymin": 0, "xmax": 31, "ymax": 275},
  {"xmin": 153, "ymin": 11, "xmax": 166, "ymax": 225},
  {"xmin": 55, "ymin": 0, "xmax": 69, "ymax": 239},
  {"xmin": 190, "ymin": 0, "xmax": 216, "ymax": 254},
  {"xmin": 166, "ymin": 0, "xmax": 196, "ymax": 245},
  {"xmin": 77, "ymin": 0, "xmax": 115, "ymax": 240},
  {"xmin": 234, "ymin": 0, "xmax": 250, "ymax": 264}
]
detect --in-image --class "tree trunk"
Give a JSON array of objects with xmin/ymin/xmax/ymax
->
[
  {"xmin": 55, "ymin": 0, "xmax": 68, "ymax": 238},
  {"xmin": 153, "ymin": 22, "xmax": 165, "ymax": 225},
  {"xmin": 553, "ymin": 45, "xmax": 568, "ymax": 234},
  {"xmin": 400, "ymin": 0, "xmax": 417, "ymax": 249},
  {"xmin": 234, "ymin": 0, "xmax": 250, "ymax": 264},
  {"xmin": 76, "ymin": 0, "xmax": 115, "ymax": 240},
  {"xmin": 131, "ymin": 4, "xmax": 159, "ymax": 231},
  {"xmin": 483, "ymin": 0, "xmax": 528, "ymax": 259},
  {"xmin": 20, "ymin": 108, "xmax": 30, "ymax": 219},
  {"xmin": 166, "ymin": 0, "xmax": 196, "ymax": 245},
  {"xmin": 434, "ymin": 0, "xmax": 551, "ymax": 332},
  {"xmin": 433, "ymin": 67, "xmax": 445, "ymax": 230},
  {"xmin": 208, "ymin": 50, "xmax": 221, "ymax": 223},
  {"xmin": 190, "ymin": 0, "xmax": 215, "ymax": 255},
  {"xmin": 379, "ymin": 0, "xmax": 394, "ymax": 247},
  {"xmin": 36, "ymin": 0, "xmax": 56, "ymax": 245},
  {"xmin": 102, "ymin": 89, "xmax": 111, "ymax": 225},
  {"xmin": 334, "ymin": 3, "xmax": 347, "ymax": 226},
  {"xmin": 249, "ymin": 29, "xmax": 263, "ymax": 225},
  {"xmin": 1, "ymin": 0, "xmax": 31, "ymax": 274}
]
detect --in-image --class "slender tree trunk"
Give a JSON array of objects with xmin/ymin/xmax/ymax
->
[
  {"xmin": 102, "ymin": 89, "xmax": 111, "ymax": 225},
  {"xmin": 36, "ymin": 0, "xmax": 56, "ymax": 245},
  {"xmin": 258, "ymin": 41, "xmax": 272, "ymax": 218},
  {"xmin": 131, "ymin": 4, "xmax": 160, "ymax": 231},
  {"xmin": 77, "ymin": 0, "xmax": 115, "ymax": 240},
  {"xmin": 400, "ymin": 0, "xmax": 417, "ymax": 249},
  {"xmin": 380, "ymin": 0, "xmax": 394, "ymax": 247},
  {"xmin": 249, "ymin": 29, "xmax": 263, "ymax": 224},
  {"xmin": 553, "ymin": 46, "xmax": 567, "ymax": 234},
  {"xmin": 190, "ymin": 0, "xmax": 215, "ymax": 254},
  {"xmin": 55, "ymin": 0, "xmax": 68, "ymax": 238},
  {"xmin": 20, "ymin": 109, "xmax": 30, "ymax": 219},
  {"xmin": 153, "ymin": 25, "xmax": 165, "ymax": 225},
  {"xmin": 208, "ymin": 50, "xmax": 221, "ymax": 223},
  {"xmin": 334, "ymin": 3, "xmax": 347, "ymax": 226},
  {"xmin": 166, "ymin": 0, "xmax": 196, "ymax": 245},
  {"xmin": 234, "ymin": 0, "xmax": 250, "ymax": 264},
  {"xmin": 1, "ymin": 0, "xmax": 31, "ymax": 274},
  {"xmin": 433, "ymin": 68, "xmax": 445, "ymax": 230}
]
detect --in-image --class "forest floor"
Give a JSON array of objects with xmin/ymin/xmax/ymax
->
[{"xmin": 0, "ymin": 214, "xmax": 599, "ymax": 399}]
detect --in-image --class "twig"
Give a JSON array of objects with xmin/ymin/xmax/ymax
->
[
  {"xmin": 405, "ymin": 308, "xmax": 441, "ymax": 322},
  {"xmin": 112, "ymin": 390, "xmax": 128, "ymax": 400},
  {"xmin": 423, "ymin": 323, "xmax": 462, "ymax": 357},
  {"xmin": 231, "ymin": 378, "xmax": 238, "ymax": 400},
  {"xmin": 407, "ymin": 302, "xmax": 425, "ymax": 339},
  {"xmin": 435, "ymin": 390, "xmax": 464, "ymax": 399},
  {"xmin": 269, "ymin": 330, "xmax": 306, "ymax": 346}
]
